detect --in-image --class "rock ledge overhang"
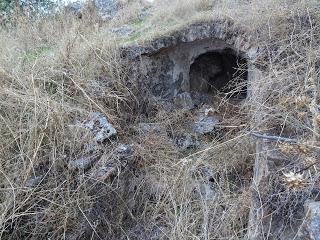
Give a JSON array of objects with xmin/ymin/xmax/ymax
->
[
  {"xmin": 121, "ymin": 20, "xmax": 260, "ymax": 99},
  {"xmin": 122, "ymin": 19, "xmax": 259, "ymax": 60}
]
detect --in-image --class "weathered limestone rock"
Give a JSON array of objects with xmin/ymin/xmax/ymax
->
[
  {"xmin": 82, "ymin": 112, "xmax": 117, "ymax": 142},
  {"xmin": 93, "ymin": 0, "xmax": 118, "ymax": 20},
  {"xmin": 25, "ymin": 175, "xmax": 42, "ymax": 188},
  {"xmin": 175, "ymin": 133, "xmax": 197, "ymax": 150},
  {"xmin": 65, "ymin": 1, "xmax": 83, "ymax": 15},
  {"xmin": 69, "ymin": 158, "xmax": 93, "ymax": 171},
  {"xmin": 115, "ymin": 144, "xmax": 134, "ymax": 158},
  {"xmin": 111, "ymin": 25, "xmax": 135, "ymax": 37},
  {"xmin": 197, "ymin": 182, "xmax": 216, "ymax": 200},
  {"xmin": 192, "ymin": 114, "xmax": 219, "ymax": 134},
  {"xmin": 123, "ymin": 21, "xmax": 259, "ymax": 101}
]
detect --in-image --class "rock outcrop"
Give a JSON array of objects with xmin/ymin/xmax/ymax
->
[{"xmin": 123, "ymin": 20, "xmax": 259, "ymax": 103}]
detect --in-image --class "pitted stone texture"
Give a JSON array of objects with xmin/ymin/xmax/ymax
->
[
  {"xmin": 115, "ymin": 144, "xmax": 134, "ymax": 158},
  {"xmin": 93, "ymin": 0, "xmax": 118, "ymax": 20},
  {"xmin": 150, "ymin": 55, "xmax": 175, "ymax": 98},
  {"xmin": 175, "ymin": 133, "xmax": 197, "ymax": 151},
  {"xmin": 111, "ymin": 26, "xmax": 135, "ymax": 37},
  {"xmin": 83, "ymin": 112, "xmax": 117, "ymax": 142},
  {"xmin": 123, "ymin": 21, "xmax": 258, "ymax": 100},
  {"xmin": 192, "ymin": 115, "xmax": 219, "ymax": 135},
  {"xmin": 25, "ymin": 175, "xmax": 42, "ymax": 188},
  {"xmin": 122, "ymin": 21, "xmax": 258, "ymax": 59}
]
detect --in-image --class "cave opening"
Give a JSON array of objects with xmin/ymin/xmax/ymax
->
[{"xmin": 189, "ymin": 49, "xmax": 248, "ymax": 100}]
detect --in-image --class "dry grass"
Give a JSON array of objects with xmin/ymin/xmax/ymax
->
[{"xmin": 0, "ymin": 0, "xmax": 320, "ymax": 239}]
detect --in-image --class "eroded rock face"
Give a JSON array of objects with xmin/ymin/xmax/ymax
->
[{"xmin": 123, "ymin": 21, "xmax": 259, "ymax": 101}]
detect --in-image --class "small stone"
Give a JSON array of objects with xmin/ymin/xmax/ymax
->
[
  {"xmin": 84, "ymin": 143, "xmax": 100, "ymax": 154},
  {"xmin": 175, "ymin": 134, "xmax": 197, "ymax": 150},
  {"xmin": 83, "ymin": 112, "xmax": 117, "ymax": 142},
  {"xmin": 69, "ymin": 158, "xmax": 93, "ymax": 171},
  {"xmin": 198, "ymin": 183, "xmax": 216, "ymax": 200},
  {"xmin": 174, "ymin": 92, "xmax": 194, "ymax": 110},
  {"xmin": 25, "ymin": 176, "xmax": 42, "ymax": 188},
  {"xmin": 192, "ymin": 115, "xmax": 219, "ymax": 134},
  {"xmin": 110, "ymin": 26, "xmax": 135, "ymax": 37},
  {"xmin": 115, "ymin": 144, "xmax": 133, "ymax": 158}
]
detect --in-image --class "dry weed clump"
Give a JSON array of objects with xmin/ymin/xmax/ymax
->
[
  {"xmin": 0, "ymin": 11, "xmax": 138, "ymax": 239},
  {"xmin": 127, "ymin": 131, "xmax": 255, "ymax": 239}
]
